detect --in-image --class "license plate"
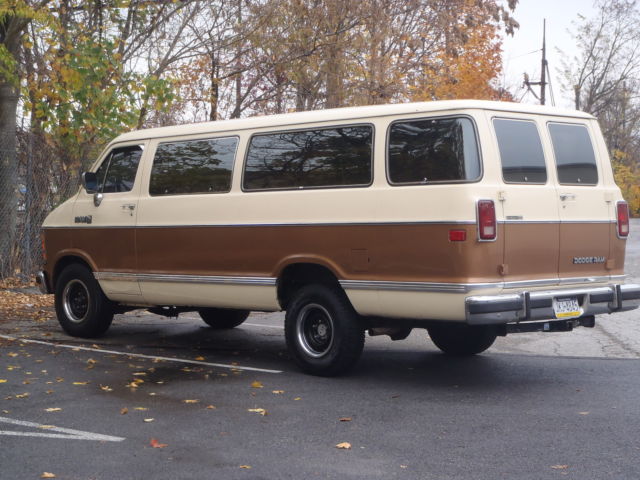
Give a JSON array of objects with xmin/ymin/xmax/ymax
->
[{"xmin": 553, "ymin": 297, "xmax": 582, "ymax": 319}]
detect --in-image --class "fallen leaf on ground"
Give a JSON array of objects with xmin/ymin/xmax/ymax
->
[
  {"xmin": 0, "ymin": 379, "xmax": 7, "ymax": 383},
  {"xmin": 294, "ymin": 397, "xmax": 301, "ymax": 401},
  {"xmin": 551, "ymin": 465, "xmax": 568, "ymax": 470},
  {"xmin": 272, "ymin": 390, "xmax": 284, "ymax": 394},
  {"xmin": 144, "ymin": 418, "xmax": 154, "ymax": 423},
  {"xmin": 120, "ymin": 407, "xmax": 128, "ymax": 415},
  {"xmin": 251, "ymin": 381, "xmax": 263, "ymax": 388},
  {"xmin": 150, "ymin": 438, "xmax": 168, "ymax": 448},
  {"xmin": 15, "ymin": 393, "xmax": 29, "ymax": 399},
  {"xmin": 206, "ymin": 405, "xmax": 216, "ymax": 410},
  {"xmin": 183, "ymin": 399, "xmax": 200, "ymax": 404},
  {"xmin": 39, "ymin": 425, "xmax": 55, "ymax": 429},
  {"xmin": 194, "ymin": 356, "xmax": 205, "ymax": 361},
  {"xmin": 41, "ymin": 473, "xmax": 56, "ymax": 478},
  {"xmin": 247, "ymin": 408, "xmax": 267, "ymax": 416},
  {"xmin": 72, "ymin": 382, "xmax": 89, "ymax": 385},
  {"xmin": 239, "ymin": 465, "xmax": 252, "ymax": 469},
  {"xmin": 578, "ymin": 411, "xmax": 590, "ymax": 415},
  {"xmin": 134, "ymin": 407, "xmax": 148, "ymax": 411},
  {"xmin": 100, "ymin": 385, "xmax": 113, "ymax": 392},
  {"xmin": 339, "ymin": 417, "xmax": 352, "ymax": 422},
  {"xmin": 335, "ymin": 442, "xmax": 352, "ymax": 449},
  {"xmin": 44, "ymin": 408, "xmax": 61, "ymax": 412}
]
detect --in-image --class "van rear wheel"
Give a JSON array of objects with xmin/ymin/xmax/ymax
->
[
  {"xmin": 54, "ymin": 264, "xmax": 114, "ymax": 338},
  {"xmin": 427, "ymin": 323, "xmax": 497, "ymax": 356},
  {"xmin": 198, "ymin": 308, "xmax": 250, "ymax": 329},
  {"xmin": 285, "ymin": 284, "xmax": 364, "ymax": 376}
]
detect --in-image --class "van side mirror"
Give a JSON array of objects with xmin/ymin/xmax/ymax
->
[{"xmin": 81, "ymin": 172, "xmax": 98, "ymax": 194}]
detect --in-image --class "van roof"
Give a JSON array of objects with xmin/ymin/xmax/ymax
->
[{"xmin": 114, "ymin": 99, "xmax": 595, "ymax": 143}]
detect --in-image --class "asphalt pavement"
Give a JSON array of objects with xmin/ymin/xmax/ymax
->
[{"xmin": 1, "ymin": 220, "xmax": 640, "ymax": 480}]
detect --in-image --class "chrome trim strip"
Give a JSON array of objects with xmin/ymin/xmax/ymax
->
[
  {"xmin": 499, "ymin": 220, "xmax": 615, "ymax": 224},
  {"xmin": 339, "ymin": 280, "xmax": 499, "ymax": 294},
  {"xmin": 44, "ymin": 221, "xmax": 477, "ymax": 230},
  {"xmin": 94, "ymin": 272, "xmax": 276, "ymax": 287},
  {"xmin": 342, "ymin": 275, "xmax": 621, "ymax": 293}
]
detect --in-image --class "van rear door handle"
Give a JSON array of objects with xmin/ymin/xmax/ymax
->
[{"xmin": 559, "ymin": 194, "xmax": 576, "ymax": 201}]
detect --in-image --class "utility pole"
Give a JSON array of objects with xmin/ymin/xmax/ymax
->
[{"xmin": 523, "ymin": 19, "xmax": 548, "ymax": 105}]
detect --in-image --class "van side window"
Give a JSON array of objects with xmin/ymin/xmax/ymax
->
[
  {"xmin": 243, "ymin": 126, "xmax": 373, "ymax": 190},
  {"xmin": 388, "ymin": 117, "xmax": 480, "ymax": 184},
  {"xmin": 149, "ymin": 137, "xmax": 238, "ymax": 196},
  {"xmin": 493, "ymin": 118, "xmax": 547, "ymax": 184},
  {"xmin": 548, "ymin": 123, "xmax": 598, "ymax": 185},
  {"xmin": 94, "ymin": 145, "xmax": 143, "ymax": 193}
]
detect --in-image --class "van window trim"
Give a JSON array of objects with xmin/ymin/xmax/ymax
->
[
  {"xmin": 91, "ymin": 143, "xmax": 146, "ymax": 195},
  {"xmin": 546, "ymin": 120, "xmax": 599, "ymax": 187},
  {"xmin": 385, "ymin": 114, "xmax": 483, "ymax": 186},
  {"xmin": 492, "ymin": 116, "xmax": 548, "ymax": 186},
  {"xmin": 240, "ymin": 122, "xmax": 375, "ymax": 193},
  {"xmin": 148, "ymin": 135, "xmax": 240, "ymax": 197}
]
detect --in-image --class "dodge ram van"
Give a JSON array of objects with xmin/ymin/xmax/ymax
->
[{"xmin": 37, "ymin": 100, "xmax": 640, "ymax": 375}]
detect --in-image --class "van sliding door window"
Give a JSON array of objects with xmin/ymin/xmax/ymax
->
[
  {"xmin": 150, "ymin": 137, "xmax": 238, "ymax": 196},
  {"xmin": 548, "ymin": 123, "xmax": 598, "ymax": 185},
  {"xmin": 94, "ymin": 145, "xmax": 143, "ymax": 193},
  {"xmin": 493, "ymin": 118, "xmax": 547, "ymax": 184},
  {"xmin": 243, "ymin": 126, "xmax": 373, "ymax": 191},
  {"xmin": 387, "ymin": 117, "xmax": 480, "ymax": 184}
]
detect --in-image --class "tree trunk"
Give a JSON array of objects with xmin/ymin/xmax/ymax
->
[{"xmin": 0, "ymin": 82, "xmax": 19, "ymax": 278}]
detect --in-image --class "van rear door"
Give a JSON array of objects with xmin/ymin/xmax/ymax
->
[
  {"xmin": 492, "ymin": 117, "xmax": 560, "ymax": 286},
  {"xmin": 547, "ymin": 121, "xmax": 612, "ymax": 282}
]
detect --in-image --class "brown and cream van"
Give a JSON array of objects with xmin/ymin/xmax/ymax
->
[{"xmin": 37, "ymin": 100, "xmax": 640, "ymax": 375}]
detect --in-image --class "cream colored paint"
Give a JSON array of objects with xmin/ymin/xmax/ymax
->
[{"xmin": 138, "ymin": 282, "xmax": 279, "ymax": 311}]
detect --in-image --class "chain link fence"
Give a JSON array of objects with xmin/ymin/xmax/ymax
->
[{"xmin": 0, "ymin": 130, "xmax": 80, "ymax": 280}]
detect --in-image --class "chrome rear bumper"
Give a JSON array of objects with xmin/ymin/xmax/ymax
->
[{"xmin": 466, "ymin": 284, "xmax": 640, "ymax": 325}]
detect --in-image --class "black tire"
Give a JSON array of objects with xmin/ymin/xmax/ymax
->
[
  {"xmin": 198, "ymin": 308, "xmax": 250, "ymax": 329},
  {"xmin": 427, "ymin": 323, "xmax": 497, "ymax": 356},
  {"xmin": 285, "ymin": 284, "xmax": 364, "ymax": 376},
  {"xmin": 54, "ymin": 263, "xmax": 114, "ymax": 338}
]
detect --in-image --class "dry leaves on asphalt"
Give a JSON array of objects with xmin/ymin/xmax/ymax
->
[
  {"xmin": 551, "ymin": 465, "xmax": 569, "ymax": 470},
  {"xmin": 251, "ymin": 381, "xmax": 264, "ymax": 388},
  {"xmin": 150, "ymin": 438, "xmax": 168, "ymax": 448},
  {"xmin": 248, "ymin": 408, "xmax": 267, "ymax": 416},
  {"xmin": 41, "ymin": 473, "xmax": 56, "ymax": 478},
  {"xmin": 0, "ymin": 278, "xmax": 54, "ymax": 323},
  {"xmin": 335, "ymin": 442, "xmax": 352, "ymax": 450}
]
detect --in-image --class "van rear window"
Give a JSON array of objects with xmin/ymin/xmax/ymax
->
[
  {"xmin": 493, "ymin": 118, "xmax": 547, "ymax": 184},
  {"xmin": 150, "ymin": 137, "xmax": 238, "ymax": 196},
  {"xmin": 243, "ymin": 126, "xmax": 373, "ymax": 191},
  {"xmin": 387, "ymin": 117, "xmax": 480, "ymax": 184},
  {"xmin": 548, "ymin": 123, "xmax": 598, "ymax": 185}
]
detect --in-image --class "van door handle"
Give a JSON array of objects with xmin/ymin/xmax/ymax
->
[
  {"xmin": 121, "ymin": 204, "xmax": 136, "ymax": 216},
  {"xmin": 559, "ymin": 194, "xmax": 576, "ymax": 201}
]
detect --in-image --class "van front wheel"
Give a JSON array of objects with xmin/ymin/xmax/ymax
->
[
  {"xmin": 54, "ymin": 264, "xmax": 114, "ymax": 338},
  {"xmin": 198, "ymin": 308, "xmax": 250, "ymax": 329},
  {"xmin": 285, "ymin": 285, "xmax": 364, "ymax": 376},
  {"xmin": 427, "ymin": 323, "xmax": 497, "ymax": 356}
]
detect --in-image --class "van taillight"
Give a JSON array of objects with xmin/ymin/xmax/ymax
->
[
  {"xmin": 617, "ymin": 201, "xmax": 630, "ymax": 238},
  {"xmin": 477, "ymin": 200, "xmax": 496, "ymax": 241}
]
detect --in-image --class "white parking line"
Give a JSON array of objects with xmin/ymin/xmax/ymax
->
[
  {"xmin": 0, "ymin": 416, "xmax": 125, "ymax": 442},
  {"xmin": 243, "ymin": 322, "xmax": 284, "ymax": 329},
  {"xmin": 0, "ymin": 334, "xmax": 282, "ymax": 374}
]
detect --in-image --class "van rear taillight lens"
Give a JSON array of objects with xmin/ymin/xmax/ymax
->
[
  {"xmin": 617, "ymin": 201, "xmax": 630, "ymax": 238},
  {"xmin": 477, "ymin": 200, "xmax": 497, "ymax": 241}
]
